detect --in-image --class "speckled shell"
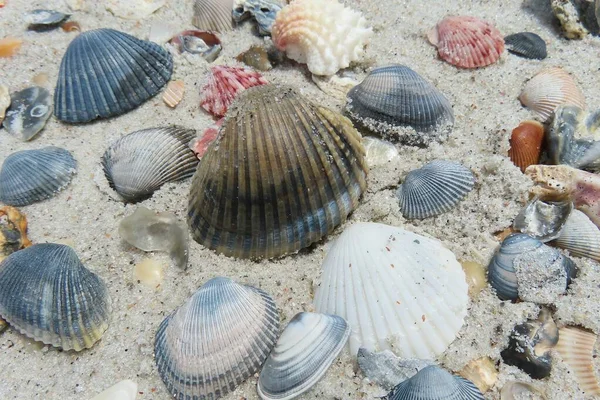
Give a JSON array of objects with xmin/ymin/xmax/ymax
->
[
  {"xmin": 504, "ymin": 32, "xmax": 547, "ymax": 60},
  {"xmin": 508, "ymin": 120, "xmax": 544, "ymax": 172},
  {"xmin": 346, "ymin": 65, "xmax": 454, "ymax": 136},
  {"xmin": 2, "ymin": 86, "xmax": 52, "ymax": 141},
  {"xmin": 54, "ymin": 28, "xmax": 173, "ymax": 123},
  {"xmin": 555, "ymin": 326, "xmax": 600, "ymax": 396},
  {"xmin": 102, "ymin": 127, "xmax": 198, "ymax": 203},
  {"xmin": 188, "ymin": 85, "xmax": 368, "ymax": 259},
  {"xmin": 387, "ymin": 365, "xmax": 484, "ymax": 400},
  {"xmin": 428, "ymin": 16, "xmax": 504, "ymax": 69},
  {"xmin": 258, "ymin": 312, "xmax": 350, "ymax": 400},
  {"xmin": 0, "ymin": 146, "xmax": 77, "ymax": 206},
  {"xmin": 271, "ymin": 0, "xmax": 373, "ymax": 75},
  {"xmin": 154, "ymin": 277, "xmax": 280, "ymax": 399},
  {"xmin": 519, "ymin": 67, "xmax": 586, "ymax": 123},
  {"xmin": 0, "ymin": 244, "xmax": 111, "ymax": 351},
  {"xmin": 396, "ymin": 160, "xmax": 474, "ymax": 219},
  {"xmin": 313, "ymin": 222, "xmax": 469, "ymax": 359},
  {"xmin": 553, "ymin": 209, "xmax": 600, "ymax": 261},
  {"xmin": 192, "ymin": 0, "xmax": 233, "ymax": 32}
]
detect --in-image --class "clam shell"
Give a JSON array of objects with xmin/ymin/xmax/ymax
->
[
  {"xmin": 346, "ymin": 65, "xmax": 454, "ymax": 139},
  {"xmin": 162, "ymin": 80, "xmax": 184, "ymax": 108},
  {"xmin": 387, "ymin": 365, "xmax": 484, "ymax": 400},
  {"xmin": 519, "ymin": 67, "xmax": 586, "ymax": 123},
  {"xmin": 504, "ymin": 32, "xmax": 547, "ymax": 60},
  {"xmin": 258, "ymin": 312, "xmax": 350, "ymax": 400},
  {"xmin": 0, "ymin": 243, "xmax": 111, "ymax": 351},
  {"xmin": 192, "ymin": 0, "xmax": 233, "ymax": 32},
  {"xmin": 512, "ymin": 197, "xmax": 572, "ymax": 242},
  {"xmin": 428, "ymin": 16, "xmax": 504, "ymax": 69},
  {"xmin": 555, "ymin": 326, "xmax": 600, "ymax": 396},
  {"xmin": 2, "ymin": 86, "xmax": 52, "ymax": 141},
  {"xmin": 54, "ymin": 28, "xmax": 173, "ymax": 123},
  {"xmin": 101, "ymin": 127, "xmax": 198, "ymax": 203},
  {"xmin": 507, "ymin": 120, "xmax": 544, "ymax": 172},
  {"xmin": 188, "ymin": 85, "xmax": 368, "ymax": 259},
  {"xmin": 25, "ymin": 9, "xmax": 70, "ymax": 27},
  {"xmin": 0, "ymin": 146, "xmax": 77, "ymax": 206},
  {"xmin": 553, "ymin": 209, "xmax": 600, "ymax": 261},
  {"xmin": 154, "ymin": 277, "xmax": 280, "ymax": 399},
  {"xmin": 313, "ymin": 222, "xmax": 469, "ymax": 359},
  {"xmin": 396, "ymin": 160, "xmax": 475, "ymax": 219}
]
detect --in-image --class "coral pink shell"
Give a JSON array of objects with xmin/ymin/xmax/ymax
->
[
  {"xmin": 189, "ymin": 118, "xmax": 224, "ymax": 159},
  {"xmin": 428, "ymin": 16, "xmax": 504, "ymax": 68}
]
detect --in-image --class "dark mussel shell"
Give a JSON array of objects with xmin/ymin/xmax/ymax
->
[{"xmin": 504, "ymin": 32, "xmax": 547, "ymax": 60}]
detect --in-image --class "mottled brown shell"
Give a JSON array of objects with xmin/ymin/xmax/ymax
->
[{"xmin": 508, "ymin": 120, "xmax": 544, "ymax": 172}]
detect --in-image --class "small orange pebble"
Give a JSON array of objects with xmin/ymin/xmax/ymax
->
[
  {"xmin": 508, "ymin": 120, "xmax": 544, "ymax": 172},
  {"xmin": 0, "ymin": 0, "xmax": 6, "ymax": 8},
  {"xmin": 61, "ymin": 21, "xmax": 81, "ymax": 32},
  {"xmin": 0, "ymin": 37, "xmax": 22, "ymax": 58}
]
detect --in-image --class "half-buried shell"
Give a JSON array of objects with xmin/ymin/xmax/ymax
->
[
  {"xmin": 258, "ymin": 312, "xmax": 350, "ymax": 400},
  {"xmin": 0, "ymin": 146, "xmax": 77, "ymax": 206},
  {"xmin": 192, "ymin": 0, "xmax": 233, "ymax": 32},
  {"xmin": 102, "ymin": 126, "xmax": 198, "ymax": 203},
  {"xmin": 0, "ymin": 243, "xmax": 111, "ymax": 351},
  {"xmin": 507, "ymin": 120, "xmax": 544, "ymax": 172},
  {"xmin": 154, "ymin": 277, "xmax": 280, "ymax": 399},
  {"xmin": 504, "ymin": 32, "xmax": 547, "ymax": 60},
  {"xmin": 553, "ymin": 209, "xmax": 600, "ymax": 261},
  {"xmin": 2, "ymin": 86, "xmax": 52, "ymax": 141},
  {"xmin": 54, "ymin": 28, "xmax": 173, "ymax": 123},
  {"xmin": 512, "ymin": 197, "xmax": 572, "ymax": 242},
  {"xmin": 188, "ymin": 85, "xmax": 368, "ymax": 259},
  {"xmin": 555, "ymin": 326, "xmax": 600, "ymax": 396}
]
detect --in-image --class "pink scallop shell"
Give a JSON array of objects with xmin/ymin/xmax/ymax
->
[
  {"xmin": 428, "ymin": 16, "xmax": 504, "ymax": 69},
  {"xmin": 199, "ymin": 66, "xmax": 268, "ymax": 117}
]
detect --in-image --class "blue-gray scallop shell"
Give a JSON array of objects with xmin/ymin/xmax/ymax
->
[
  {"xmin": 2, "ymin": 86, "xmax": 52, "ymax": 141},
  {"xmin": 0, "ymin": 243, "xmax": 111, "ymax": 351},
  {"xmin": 54, "ymin": 28, "xmax": 173, "ymax": 123},
  {"xmin": 387, "ymin": 365, "xmax": 484, "ymax": 400},
  {"xmin": 396, "ymin": 160, "xmax": 474, "ymax": 219},
  {"xmin": 504, "ymin": 32, "xmax": 547, "ymax": 60},
  {"xmin": 0, "ymin": 146, "xmax": 77, "ymax": 206}
]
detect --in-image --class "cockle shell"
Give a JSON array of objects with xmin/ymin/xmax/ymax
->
[
  {"xmin": 553, "ymin": 209, "xmax": 600, "ymax": 261},
  {"xmin": 162, "ymin": 80, "xmax": 184, "ymax": 108},
  {"xmin": 232, "ymin": 0, "xmax": 282, "ymax": 35},
  {"xmin": 154, "ymin": 277, "xmax": 279, "ymax": 399},
  {"xmin": 507, "ymin": 120, "xmax": 544, "ymax": 172},
  {"xmin": 313, "ymin": 222, "xmax": 469, "ymax": 359},
  {"xmin": 271, "ymin": 0, "xmax": 373, "ymax": 76},
  {"xmin": 512, "ymin": 197, "xmax": 572, "ymax": 242},
  {"xmin": 188, "ymin": 85, "xmax": 368, "ymax": 259},
  {"xmin": 428, "ymin": 16, "xmax": 504, "ymax": 69},
  {"xmin": 504, "ymin": 32, "xmax": 547, "ymax": 60},
  {"xmin": 555, "ymin": 326, "xmax": 600, "ymax": 396},
  {"xmin": 0, "ymin": 146, "xmax": 77, "ymax": 206},
  {"xmin": 106, "ymin": 0, "xmax": 165, "ymax": 20},
  {"xmin": 192, "ymin": 0, "xmax": 233, "ymax": 32},
  {"xmin": 91, "ymin": 380, "xmax": 138, "ymax": 400},
  {"xmin": 101, "ymin": 127, "xmax": 198, "ymax": 203},
  {"xmin": 2, "ymin": 86, "xmax": 52, "ymax": 141},
  {"xmin": 54, "ymin": 28, "xmax": 173, "ymax": 123},
  {"xmin": 0, "ymin": 243, "xmax": 111, "ymax": 351},
  {"xmin": 519, "ymin": 67, "xmax": 586, "ymax": 123},
  {"xmin": 199, "ymin": 65, "xmax": 268, "ymax": 117},
  {"xmin": 0, "ymin": 206, "xmax": 32, "ymax": 262},
  {"xmin": 258, "ymin": 312, "xmax": 350, "ymax": 400},
  {"xmin": 396, "ymin": 160, "xmax": 475, "ymax": 219}
]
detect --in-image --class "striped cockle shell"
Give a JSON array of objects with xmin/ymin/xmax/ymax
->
[
  {"xmin": 555, "ymin": 326, "xmax": 600, "ymax": 396},
  {"xmin": 553, "ymin": 209, "xmax": 600, "ymax": 261},
  {"xmin": 162, "ymin": 80, "xmax": 184, "ymax": 108},
  {"xmin": 507, "ymin": 120, "xmax": 544, "ymax": 172},
  {"xmin": 192, "ymin": 0, "xmax": 233, "ymax": 32},
  {"xmin": 504, "ymin": 32, "xmax": 547, "ymax": 60}
]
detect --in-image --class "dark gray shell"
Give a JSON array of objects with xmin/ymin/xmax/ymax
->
[
  {"xmin": 0, "ymin": 146, "xmax": 77, "ymax": 206},
  {"xmin": 0, "ymin": 243, "xmax": 111, "ymax": 351},
  {"xmin": 396, "ymin": 160, "xmax": 474, "ymax": 219},
  {"xmin": 154, "ymin": 277, "xmax": 280, "ymax": 399},
  {"xmin": 258, "ymin": 312, "xmax": 350, "ymax": 400},
  {"xmin": 102, "ymin": 127, "xmax": 198, "ymax": 203},
  {"xmin": 387, "ymin": 365, "xmax": 484, "ymax": 400},
  {"xmin": 232, "ymin": 0, "xmax": 282, "ymax": 35},
  {"xmin": 504, "ymin": 32, "xmax": 547, "ymax": 60},
  {"xmin": 25, "ymin": 9, "xmax": 70, "ymax": 29},
  {"xmin": 54, "ymin": 28, "xmax": 173, "ymax": 123},
  {"xmin": 2, "ymin": 86, "xmax": 52, "ymax": 141},
  {"xmin": 513, "ymin": 197, "xmax": 573, "ymax": 242}
]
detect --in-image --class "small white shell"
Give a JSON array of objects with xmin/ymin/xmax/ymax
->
[{"xmin": 553, "ymin": 209, "xmax": 600, "ymax": 261}]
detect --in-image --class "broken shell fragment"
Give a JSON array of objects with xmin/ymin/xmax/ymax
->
[
  {"xmin": 162, "ymin": 80, "xmax": 185, "ymax": 108},
  {"xmin": 458, "ymin": 357, "xmax": 498, "ymax": 394},
  {"xmin": 192, "ymin": 0, "xmax": 234, "ymax": 32},
  {"xmin": 507, "ymin": 120, "xmax": 544, "ymax": 172},
  {"xmin": 169, "ymin": 30, "xmax": 222, "ymax": 62},
  {"xmin": 555, "ymin": 326, "xmax": 600, "ymax": 396},
  {"xmin": 189, "ymin": 118, "xmax": 223, "ymax": 159},
  {"xmin": 512, "ymin": 197, "xmax": 572, "ymax": 242},
  {"xmin": 0, "ymin": 206, "xmax": 32, "ymax": 262},
  {"xmin": 232, "ymin": 0, "xmax": 282, "ymax": 35},
  {"xmin": 2, "ymin": 86, "xmax": 52, "ymax": 141},
  {"xmin": 236, "ymin": 45, "xmax": 273, "ymax": 71},
  {"xmin": 460, "ymin": 260, "xmax": 487, "ymax": 298},
  {"xmin": 363, "ymin": 137, "xmax": 399, "ymax": 168},
  {"xmin": 25, "ymin": 9, "xmax": 69, "ymax": 30},
  {"xmin": 60, "ymin": 21, "xmax": 81, "ymax": 32},
  {"xmin": 553, "ymin": 209, "xmax": 600, "ymax": 261},
  {"xmin": 106, "ymin": 0, "xmax": 165, "ymax": 20},
  {"xmin": 133, "ymin": 258, "xmax": 164, "ymax": 288},
  {"xmin": 0, "ymin": 37, "xmax": 22, "ymax": 58},
  {"xmin": 504, "ymin": 32, "xmax": 547, "ymax": 60},
  {"xmin": 500, "ymin": 381, "xmax": 546, "ymax": 400},
  {"xmin": 357, "ymin": 348, "xmax": 433, "ymax": 391},
  {"xmin": 91, "ymin": 380, "xmax": 138, "ymax": 400},
  {"xmin": 0, "ymin": 85, "xmax": 10, "ymax": 125}
]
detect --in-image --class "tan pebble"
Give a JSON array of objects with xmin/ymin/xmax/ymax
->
[
  {"xmin": 32, "ymin": 72, "xmax": 49, "ymax": 86},
  {"xmin": 458, "ymin": 357, "xmax": 498, "ymax": 393},
  {"xmin": 0, "ymin": 37, "xmax": 22, "ymax": 58},
  {"xmin": 0, "ymin": 85, "xmax": 10, "ymax": 124},
  {"xmin": 460, "ymin": 260, "xmax": 487, "ymax": 298},
  {"xmin": 134, "ymin": 258, "xmax": 164, "ymax": 287},
  {"xmin": 162, "ymin": 80, "xmax": 184, "ymax": 108}
]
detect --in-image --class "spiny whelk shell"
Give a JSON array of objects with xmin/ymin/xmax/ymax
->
[{"xmin": 2, "ymin": 86, "xmax": 52, "ymax": 141}]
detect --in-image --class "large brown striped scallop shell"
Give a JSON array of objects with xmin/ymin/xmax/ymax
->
[{"xmin": 188, "ymin": 84, "xmax": 368, "ymax": 259}]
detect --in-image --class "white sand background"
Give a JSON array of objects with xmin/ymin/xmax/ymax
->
[{"xmin": 1, "ymin": 0, "xmax": 599, "ymax": 398}]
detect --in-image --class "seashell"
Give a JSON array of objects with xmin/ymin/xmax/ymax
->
[
  {"xmin": 0, "ymin": 243, "xmax": 111, "ymax": 351},
  {"xmin": 192, "ymin": 0, "xmax": 233, "ymax": 32},
  {"xmin": 501, "ymin": 308, "xmax": 557, "ymax": 379},
  {"xmin": 101, "ymin": 126, "xmax": 198, "ymax": 203},
  {"xmin": 553, "ymin": 209, "xmax": 600, "ymax": 261},
  {"xmin": 500, "ymin": 381, "xmax": 546, "ymax": 400},
  {"xmin": 458, "ymin": 357, "xmax": 498, "ymax": 394},
  {"xmin": 189, "ymin": 85, "xmax": 368, "ymax": 259},
  {"xmin": 54, "ymin": 28, "xmax": 173, "ymax": 123},
  {"xmin": 236, "ymin": 45, "xmax": 273, "ymax": 71},
  {"xmin": 106, "ymin": 0, "xmax": 165, "ymax": 20},
  {"xmin": 387, "ymin": 365, "xmax": 484, "ymax": 400},
  {"xmin": 258, "ymin": 312, "xmax": 350, "ymax": 400},
  {"xmin": 133, "ymin": 258, "xmax": 164, "ymax": 287},
  {"xmin": 363, "ymin": 137, "xmax": 399, "ymax": 168},
  {"xmin": 313, "ymin": 222, "xmax": 468, "ymax": 359},
  {"xmin": 0, "ymin": 146, "xmax": 77, "ymax": 206},
  {"xmin": 460, "ymin": 260, "xmax": 487, "ymax": 298},
  {"xmin": 519, "ymin": 67, "xmax": 586, "ymax": 123},
  {"xmin": 119, "ymin": 206, "xmax": 189, "ymax": 269},
  {"xmin": 551, "ymin": 0, "xmax": 589, "ymax": 39},
  {"xmin": 232, "ymin": 0, "xmax": 282, "ymax": 35},
  {"xmin": 427, "ymin": 16, "xmax": 504, "ymax": 69},
  {"xmin": 346, "ymin": 65, "xmax": 454, "ymax": 142},
  {"xmin": 154, "ymin": 277, "xmax": 279, "ymax": 399},
  {"xmin": 504, "ymin": 32, "xmax": 547, "ymax": 60},
  {"xmin": 357, "ymin": 348, "xmax": 433, "ymax": 391},
  {"xmin": 512, "ymin": 197, "xmax": 572, "ymax": 242},
  {"xmin": 0, "ymin": 317, "xmax": 7, "ymax": 333},
  {"xmin": 169, "ymin": 30, "xmax": 222, "ymax": 62},
  {"xmin": 2, "ymin": 86, "xmax": 52, "ymax": 141},
  {"xmin": 0, "ymin": 206, "xmax": 32, "ymax": 262},
  {"xmin": 91, "ymin": 380, "xmax": 138, "ymax": 400},
  {"xmin": 0, "ymin": 37, "xmax": 22, "ymax": 58},
  {"xmin": 162, "ymin": 80, "xmax": 185, "ymax": 108},
  {"xmin": 507, "ymin": 120, "xmax": 544, "ymax": 172},
  {"xmin": 0, "ymin": 85, "xmax": 10, "ymax": 124},
  {"xmin": 396, "ymin": 160, "xmax": 475, "ymax": 219},
  {"xmin": 555, "ymin": 326, "xmax": 600, "ymax": 396},
  {"xmin": 272, "ymin": 0, "xmax": 373, "ymax": 76},
  {"xmin": 189, "ymin": 118, "xmax": 223, "ymax": 159},
  {"xmin": 60, "ymin": 21, "xmax": 81, "ymax": 32},
  {"xmin": 25, "ymin": 9, "xmax": 70, "ymax": 30}
]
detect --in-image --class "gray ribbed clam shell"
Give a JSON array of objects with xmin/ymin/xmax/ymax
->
[
  {"xmin": 553, "ymin": 209, "xmax": 600, "ymax": 261},
  {"xmin": 396, "ymin": 160, "xmax": 474, "ymax": 219},
  {"xmin": 54, "ymin": 28, "xmax": 173, "ymax": 123},
  {"xmin": 387, "ymin": 365, "xmax": 484, "ymax": 400},
  {"xmin": 346, "ymin": 65, "xmax": 454, "ymax": 137},
  {"xmin": 154, "ymin": 277, "xmax": 280, "ymax": 400},
  {"xmin": 188, "ymin": 85, "xmax": 368, "ymax": 259},
  {"xmin": 513, "ymin": 198, "xmax": 572, "ymax": 242},
  {"xmin": 102, "ymin": 127, "xmax": 198, "ymax": 202},
  {"xmin": 258, "ymin": 312, "xmax": 350, "ymax": 400},
  {"xmin": 505, "ymin": 33, "xmax": 547, "ymax": 60},
  {"xmin": 25, "ymin": 9, "xmax": 70, "ymax": 27},
  {"xmin": 0, "ymin": 243, "xmax": 111, "ymax": 351},
  {"xmin": 0, "ymin": 146, "xmax": 77, "ymax": 206},
  {"xmin": 2, "ymin": 86, "xmax": 52, "ymax": 141}
]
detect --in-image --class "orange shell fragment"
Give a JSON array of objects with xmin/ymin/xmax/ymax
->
[{"xmin": 0, "ymin": 37, "xmax": 22, "ymax": 58}]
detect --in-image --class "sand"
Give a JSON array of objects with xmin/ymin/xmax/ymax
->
[{"xmin": 0, "ymin": 0, "xmax": 599, "ymax": 399}]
